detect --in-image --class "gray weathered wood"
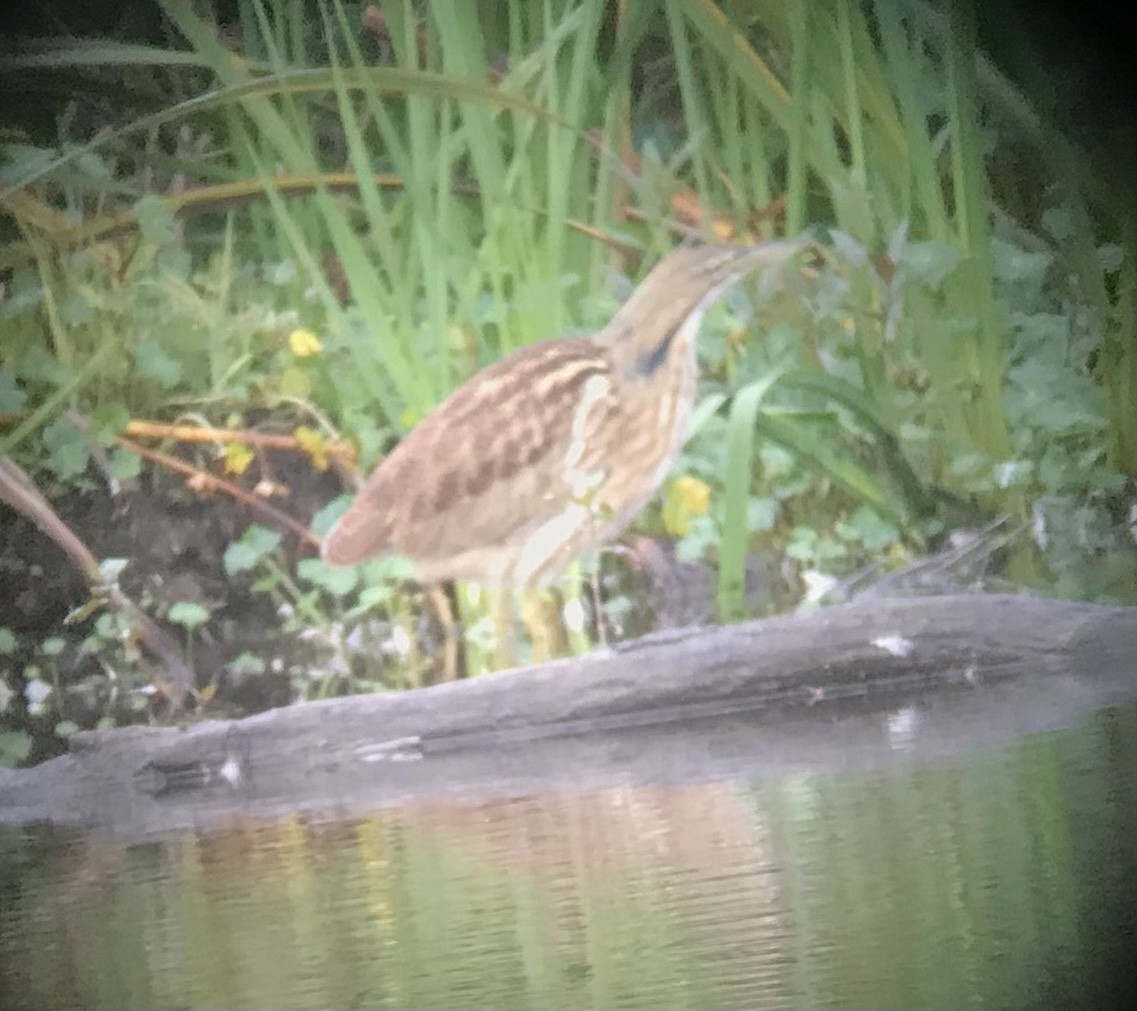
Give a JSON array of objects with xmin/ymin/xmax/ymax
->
[{"xmin": 1, "ymin": 593, "xmax": 1133, "ymax": 837}]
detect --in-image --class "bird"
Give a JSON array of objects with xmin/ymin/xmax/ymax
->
[{"xmin": 321, "ymin": 237, "xmax": 810, "ymax": 598}]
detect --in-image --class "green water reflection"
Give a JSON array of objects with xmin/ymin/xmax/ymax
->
[{"xmin": 1, "ymin": 705, "xmax": 1133, "ymax": 1009}]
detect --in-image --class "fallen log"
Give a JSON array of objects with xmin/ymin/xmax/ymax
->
[{"xmin": 1, "ymin": 593, "xmax": 1133, "ymax": 836}]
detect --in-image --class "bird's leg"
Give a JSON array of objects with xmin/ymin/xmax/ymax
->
[
  {"xmin": 428, "ymin": 583, "xmax": 461, "ymax": 681},
  {"xmin": 589, "ymin": 563, "xmax": 608, "ymax": 647},
  {"xmin": 520, "ymin": 587, "xmax": 569, "ymax": 664},
  {"xmin": 490, "ymin": 587, "xmax": 515, "ymax": 670}
]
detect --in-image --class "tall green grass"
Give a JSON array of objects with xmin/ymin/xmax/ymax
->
[{"xmin": 1, "ymin": 0, "xmax": 1131, "ymax": 642}]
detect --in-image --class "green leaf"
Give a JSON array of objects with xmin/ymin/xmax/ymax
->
[
  {"xmin": 991, "ymin": 236, "xmax": 1050, "ymax": 286},
  {"xmin": 839, "ymin": 505, "xmax": 901, "ymax": 552},
  {"xmin": 229, "ymin": 652, "xmax": 266, "ymax": 677},
  {"xmin": 0, "ymin": 627, "xmax": 17, "ymax": 654},
  {"xmin": 156, "ymin": 245, "xmax": 192, "ymax": 279},
  {"xmin": 755, "ymin": 412, "xmax": 910, "ymax": 529},
  {"xmin": 41, "ymin": 420, "xmax": 90, "ymax": 481},
  {"xmin": 0, "ymin": 730, "xmax": 33, "ymax": 767},
  {"xmin": 40, "ymin": 637, "xmax": 67, "ymax": 657},
  {"xmin": 297, "ymin": 557, "xmax": 358, "ymax": 596},
  {"xmin": 167, "ymin": 600, "xmax": 210, "ymax": 629},
  {"xmin": 135, "ymin": 194, "xmax": 178, "ymax": 246},
  {"xmin": 779, "ymin": 369, "xmax": 933, "ymax": 517},
  {"xmin": 223, "ymin": 525, "xmax": 282, "ymax": 574},
  {"xmin": 0, "ymin": 271, "xmax": 44, "ymax": 319},
  {"xmin": 89, "ymin": 403, "xmax": 131, "ymax": 446},
  {"xmin": 109, "ymin": 446, "xmax": 142, "ymax": 480},
  {"xmin": 310, "ymin": 497, "xmax": 350, "ymax": 538},
  {"xmin": 60, "ymin": 289, "xmax": 94, "ymax": 327},
  {"xmin": 787, "ymin": 527, "xmax": 846, "ymax": 564},
  {"xmin": 900, "ymin": 240, "xmax": 964, "ymax": 290},
  {"xmin": 718, "ymin": 368, "xmax": 786, "ymax": 622},
  {"xmin": 363, "ymin": 553, "xmax": 418, "ymax": 584},
  {"xmin": 685, "ymin": 392, "xmax": 728, "ymax": 440},
  {"xmin": 1007, "ymin": 358, "xmax": 1105, "ymax": 434},
  {"xmin": 786, "ymin": 526, "xmax": 818, "ymax": 561},
  {"xmin": 0, "ymin": 368, "xmax": 27, "ymax": 413},
  {"xmin": 675, "ymin": 514, "xmax": 718, "ymax": 563},
  {"xmin": 132, "ymin": 341, "xmax": 184, "ymax": 387},
  {"xmin": 829, "ymin": 174, "xmax": 874, "ymax": 241},
  {"xmin": 17, "ymin": 345, "xmax": 70, "ymax": 386},
  {"xmin": 277, "ymin": 365, "xmax": 313, "ymax": 399},
  {"xmin": 358, "ymin": 585, "xmax": 393, "ymax": 609},
  {"xmin": 747, "ymin": 497, "xmax": 778, "ymax": 532},
  {"xmin": 73, "ymin": 148, "xmax": 112, "ymax": 183}
]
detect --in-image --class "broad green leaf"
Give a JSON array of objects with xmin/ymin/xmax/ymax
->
[
  {"xmin": 167, "ymin": 600, "xmax": 210, "ymax": 629},
  {"xmin": 223, "ymin": 525, "xmax": 283, "ymax": 574},
  {"xmin": 132, "ymin": 341, "xmax": 184, "ymax": 387}
]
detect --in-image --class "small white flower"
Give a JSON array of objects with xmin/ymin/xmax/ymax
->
[{"xmin": 24, "ymin": 678, "xmax": 53, "ymax": 711}]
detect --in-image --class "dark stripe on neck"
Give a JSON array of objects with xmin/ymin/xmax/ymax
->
[{"xmin": 629, "ymin": 327, "xmax": 676, "ymax": 379}]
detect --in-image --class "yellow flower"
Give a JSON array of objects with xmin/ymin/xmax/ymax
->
[
  {"xmin": 662, "ymin": 474, "xmax": 712, "ymax": 537},
  {"xmin": 223, "ymin": 442, "xmax": 255, "ymax": 476},
  {"xmin": 294, "ymin": 425, "xmax": 329, "ymax": 471},
  {"xmin": 288, "ymin": 328, "xmax": 322, "ymax": 358}
]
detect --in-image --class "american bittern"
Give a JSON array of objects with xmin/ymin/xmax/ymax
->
[{"xmin": 321, "ymin": 239, "xmax": 809, "ymax": 644}]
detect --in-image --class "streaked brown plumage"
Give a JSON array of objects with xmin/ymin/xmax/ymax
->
[{"xmin": 321, "ymin": 238, "xmax": 809, "ymax": 587}]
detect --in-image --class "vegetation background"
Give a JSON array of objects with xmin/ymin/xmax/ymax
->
[{"xmin": 0, "ymin": 0, "xmax": 1132, "ymax": 765}]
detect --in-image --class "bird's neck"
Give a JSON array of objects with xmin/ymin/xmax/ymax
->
[{"xmin": 603, "ymin": 278, "xmax": 733, "ymax": 384}]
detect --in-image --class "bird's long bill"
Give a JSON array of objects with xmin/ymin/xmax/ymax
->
[{"xmin": 708, "ymin": 234, "xmax": 817, "ymax": 285}]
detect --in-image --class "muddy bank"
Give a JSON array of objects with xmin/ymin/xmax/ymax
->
[{"xmin": 0, "ymin": 455, "xmax": 340, "ymax": 760}]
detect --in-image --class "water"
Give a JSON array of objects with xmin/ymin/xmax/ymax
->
[{"xmin": 1, "ymin": 696, "xmax": 1133, "ymax": 1009}]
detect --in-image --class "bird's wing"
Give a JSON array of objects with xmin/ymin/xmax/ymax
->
[{"xmin": 321, "ymin": 337, "xmax": 616, "ymax": 579}]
